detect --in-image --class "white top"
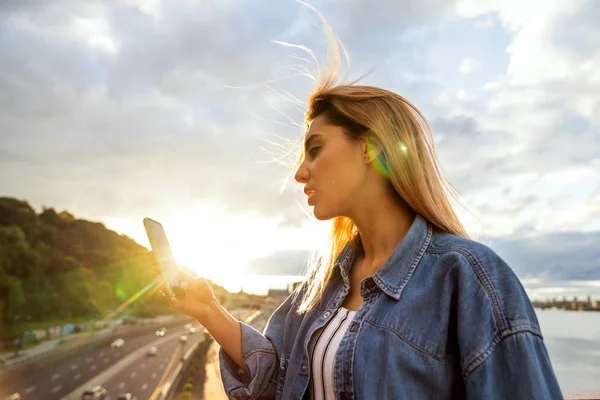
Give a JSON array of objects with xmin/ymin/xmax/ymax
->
[{"xmin": 308, "ymin": 307, "xmax": 357, "ymax": 400}]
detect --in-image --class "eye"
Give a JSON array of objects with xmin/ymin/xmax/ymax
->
[{"xmin": 307, "ymin": 146, "xmax": 321, "ymax": 159}]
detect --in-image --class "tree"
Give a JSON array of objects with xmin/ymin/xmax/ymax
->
[
  {"xmin": 0, "ymin": 196, "xmax": 168, "ymax": 339},
  {"xmin": 4, "ymin": 276, "xmax": 26, "ymax": 324}
]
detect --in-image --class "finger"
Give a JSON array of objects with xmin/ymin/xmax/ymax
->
[{"xmin": 188, "ymin": 278, "xmax": 214, "ymax": 303}]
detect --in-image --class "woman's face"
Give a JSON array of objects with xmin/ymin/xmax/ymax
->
[{"xmin": 294, "ymin": 114, "xmax": 368, "ymax": 220}]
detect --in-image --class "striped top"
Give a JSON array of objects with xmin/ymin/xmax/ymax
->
[{"xmin": 308, "ymin": 307, "xmax": 357, "ymax": 400}]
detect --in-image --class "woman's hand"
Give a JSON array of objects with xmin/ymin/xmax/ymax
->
[{"xmin": 161, "ymin": 273, "xmax": 217, "ymax": 323}]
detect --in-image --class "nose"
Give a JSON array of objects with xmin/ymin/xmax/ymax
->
[{"xmin": 294, "ymin": 159, "xmax": 309, "ymax": 184}]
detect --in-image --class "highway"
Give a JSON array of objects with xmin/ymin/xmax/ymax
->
[
  {"xmin": 0, "ymin": 323, "xmax": 200, "ymax": 400},
  {"xmin": 99, "ymin": 329, "xmax": 196, "ymax": 400}
]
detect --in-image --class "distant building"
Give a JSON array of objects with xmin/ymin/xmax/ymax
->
[{"xmin": 267, "ymin": 288, "xmax": 290, "ymax": 297}]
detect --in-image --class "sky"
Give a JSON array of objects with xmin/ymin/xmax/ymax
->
[{"xmin": 1, "ymin": 0, "xmax": 599, "ymax": 296}]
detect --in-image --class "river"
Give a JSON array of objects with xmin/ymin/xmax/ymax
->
[{"xmin": 536, "ymin": 309, "xmax": 600, "ymax": 393}]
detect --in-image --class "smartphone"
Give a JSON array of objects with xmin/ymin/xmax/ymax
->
[{"xmin": 143, "ymin": 217, "xmax": 185, "ymax": 298}]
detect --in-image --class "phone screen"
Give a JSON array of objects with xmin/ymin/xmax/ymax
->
[{"xmin": 143, "ymin": 217, "xmax": 180, "ymax": 296}]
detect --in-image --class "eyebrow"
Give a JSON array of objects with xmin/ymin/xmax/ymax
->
[{"xmin": 304, "ymin": 133, "xmax": 323, "ymax": 152}]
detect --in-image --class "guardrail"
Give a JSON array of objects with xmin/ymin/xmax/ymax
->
[
  {"xmin": 61, "ymin": 331, "xmax": 184, "ymax": 400},
  {"xmin": 0, "ymin": 317, "xmax": 190, "ymax": 376},
  {"xmin": 565, "ymin": 393, "xmax": 600, "ymax": 400},
  {"xmin": 156, "ymin": 309, "xmax": 262, "ymax": 400}
]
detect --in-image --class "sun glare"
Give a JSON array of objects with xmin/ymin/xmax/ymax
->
[
  {"xmin": 107, "ymin": 203, "xmax": 329, "ymax": 294},
  {"xmin": 160, "ymin": 207, "xmax": 254, "ymax": 291}
]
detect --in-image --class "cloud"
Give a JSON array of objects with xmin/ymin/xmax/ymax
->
[
  {"xmin": 0, "ymin": 0, "xmax": 313, "ymax": 224},
  {"xmin": 244, "ymin": 228, "xmax": 600, "ymax": 282},
  {"xmin": 245, "ymin": 249, "xmax": 311, "ymax": 276},
  {"xmin": 488, "ymin": 230, "xmax": 600, "ymax": 281},
  {"xmin": 459, "ymin": 58, "xmax": 480, "ymax": 74},
  {"xmin": 422, "ymin": 0, "xmax": 600, "ymax": 235},
  {"xmin": 0, "ymin": 0, "xmax": 485, "ymax": 228},
  {"xmin": 0, "ymin": 0, "xmax": 598, "ymax": 283}
]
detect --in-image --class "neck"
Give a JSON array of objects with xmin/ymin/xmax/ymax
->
[{"xmin": 348, "ymin": 189, "xmax": 415, "ymax": 275}]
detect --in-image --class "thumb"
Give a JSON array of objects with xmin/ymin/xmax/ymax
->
[{"xmin": 169, "ymin": 296, "xmax": 211, "ymax": 320}]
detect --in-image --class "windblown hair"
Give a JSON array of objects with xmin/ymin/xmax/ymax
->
[{"xmin": 292, "ymin": 5, "xmax": 468, "ymax": 314}]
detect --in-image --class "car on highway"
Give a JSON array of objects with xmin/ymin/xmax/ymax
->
[
  {"xmin": 117, "ymin": 394, "xmax": 137, "ymax": 400},
  {"xmin": 155, "ymin": 330, "xmax": 165, "ymax": 337},
  {"xmin": 111, "ymin": 338, "xmax": 125, "ymax": 348},
  {"xmin": 179, "ymin": 335, "xmax": 188, "ymax": 342},
  {"xmin": 81, "ymin": 385, "xmax": 107, "ymax": 399},
  {"xmin": 147, "ymin": 346, "xmax": 158, "ymax": 356},
  {"xmin": 184, "ymin": 323, "xmax": 192, "ymax": 330},
  {"xmin": 7, "ymin": 393, "xmax": 21, "ymax": 400},
  {"xmin": 187, "ymin": 327, "xmax": 196, "ymax": 334}
]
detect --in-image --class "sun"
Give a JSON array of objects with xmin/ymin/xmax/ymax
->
[
  {"xmin": 107, "ymin": 203, "xmax": 328, "ymax": 295},
  {"xmin": 165, "ymin": 212, "xmax": 247, "ymax": 293}
]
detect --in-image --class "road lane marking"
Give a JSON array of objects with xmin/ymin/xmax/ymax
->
[
  {"xmin": 118, "ymin": 382, "xmax": 125, "ymax": 389},
  {"xmin": 52, "ymin": 374, "xmax": 60, "ymax": 380},
  {"xmin": 70, "ymin": 364, "xmax": 79, "ymax": 371},
  {"xmin": 151, "ymin": 373, "xmax": 157, "ymax": 379},
  {"xmin": 52, "ymin": 385, "xmax": 62, "ymax": 393},
  {"xmin": 90, "ymin": 365, "xmax": 97, "ymax": 371},
  {"xmin": 142, "ymin": 383, "xmax": 148, "ymax": 391},
  {"xmin": 86, "ymin": 357, "xmax": 93, "ymax": 363},
  {"xmin": 74, "ymin": 374, "xmax": 81, "ymax": 380},
  {"xmin": 62, "ymin": 332, "xmax": 181, "ymax": 400},
  {"xmin": 24, "ymin": 386, "xmax": 36, "ymax": 394},
  {"xmin": 130, "ymin": 372, "xmax": 136, "ymax": 378}
]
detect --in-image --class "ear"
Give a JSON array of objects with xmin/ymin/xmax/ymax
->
[{"xmin": 361, "ymin": 135, "xmax": 384, "ymax": 163}]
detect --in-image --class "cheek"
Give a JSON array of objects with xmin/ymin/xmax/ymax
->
[
  {"xmin": 319, "ymin": 164, "xmax": 358, "ymax": 202},
  {"xmin": 312, "ymin": 148, "xmax": 362, "ymax": 198}
]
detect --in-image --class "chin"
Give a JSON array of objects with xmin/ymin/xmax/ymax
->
[{"xmin": 312, "ymin": 205, "xmax": 338, "ymax": 221}]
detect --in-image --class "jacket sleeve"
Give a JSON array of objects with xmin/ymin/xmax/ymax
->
[
  {"xmin": 464, "ymin": 331, "xmax": 563, "ymax": 399},
  {"xmin": 219, "ymin": 292, "xmax": 298, "ymax": 400},
  {"xmin": 454, "ymin": 247, "xmax": 563, "ymax": 399}
]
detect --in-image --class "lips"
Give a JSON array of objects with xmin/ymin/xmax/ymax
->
[{"xmin": 304, "ymin": 187, "xmax": 315, "ymax": 205}]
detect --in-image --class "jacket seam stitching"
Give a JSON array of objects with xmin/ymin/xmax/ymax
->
[
  {"xmin": 364, "ymin": 319, "xmax": 443, "ymax": 361},
  {"xmin": 462, "ymin": 329, "xmax": 542, "ymax": 380},
  {"xmin": 242, "ymin": 347, "xmax": 277, "ymax": 362},
  {"xmin": 426, "ymin": 246, "xmax": 509, "ymax": 332},
  {"xmin": 509, "ymin": 320, "xmax": 542, "ymax": 335}
]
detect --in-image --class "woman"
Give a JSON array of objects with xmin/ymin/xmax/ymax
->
[{"xmin": 166, "ymin": 48, "xmax": 563, "ymax": 400}]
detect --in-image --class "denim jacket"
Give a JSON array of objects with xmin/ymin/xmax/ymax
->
[{"xmin": 219, "ymin": 215, "xmax": 562, "ymax": 399}]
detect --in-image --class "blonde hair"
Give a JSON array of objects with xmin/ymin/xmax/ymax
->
[{"xmin": 291, "ymin": 8, "xmax": 468, "ymax": 314}]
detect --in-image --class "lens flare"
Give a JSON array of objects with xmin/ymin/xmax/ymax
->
[
  {"xmin": 400, "ymin": 142, "xmax": 408, "ymax": 154},
  {"xmin": 104, "ymin": 278, "xmax": 160, "ymax": 321}
]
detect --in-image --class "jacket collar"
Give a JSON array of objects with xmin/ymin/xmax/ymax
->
[{"xmin": 334, "ymin": 214, "xmax": 433, "ymax": 300}]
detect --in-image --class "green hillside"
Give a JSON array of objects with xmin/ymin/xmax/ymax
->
[{"xmin": 0, "ymin": 197, "xmax": 171, "ymax": 338}]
